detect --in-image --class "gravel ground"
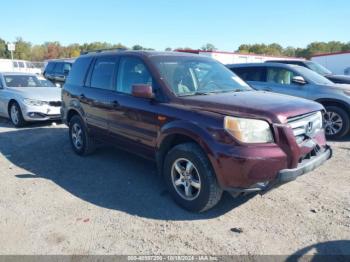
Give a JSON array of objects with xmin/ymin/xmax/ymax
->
[{"xmin": 0, "ymin": 118, "xmax": 349, "ymax": 256}]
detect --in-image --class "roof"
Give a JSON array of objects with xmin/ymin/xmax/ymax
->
[
  {"xmin": 175, "ymin": 49, "xmax": 302, "ymax": 59},
  {"xmin": 80, "ymin": 50, "xmax": 202, "ymax": 58},
  {"xmin": 227, "ymin": 62, "xmax": 302, "ymax": 68},
  {"xmin": 311, "ymin": 50, "xmax": 350, "ymax": 58},
  {"xmin": 0, "ymin": 72, "xmax": 37, "ymax": 76}
]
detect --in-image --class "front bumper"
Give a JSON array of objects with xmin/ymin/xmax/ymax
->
[
  {"xmin": 225, "ymin": 145, "xmax": 332, "ymax": 194},
  {"xmin": 21, "ymin": 104, "xmax": 61, "ymax": 121}
]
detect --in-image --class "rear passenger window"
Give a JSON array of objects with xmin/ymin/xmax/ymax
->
[
  {"xmin": 18, "ymin": 62, "xmax": 25, "ymax": 68},
  {"xmin": 90, "ymin": 57, "xmax": 116, "ymax": 90},
  {"xmin": 54, "ymin": 63, "xmax": 64, "ymax": 74},
  {"xmin": 117, "ymin": 57, "xmax": 152, "ymax": 94},
  {"xmin": 45, "ymin": 62, "xmax": 55, "ymax": 73},
  {"xmin": 13, "ymin": 62, "xmax": 18, "ymax": 68},
  {"xmin": 233, "ymin": 67, "xmax": 266, "ymax": 82},
  {"xmin": 66, "ymin": 57, "xmax": 92, "ymax": 86}
]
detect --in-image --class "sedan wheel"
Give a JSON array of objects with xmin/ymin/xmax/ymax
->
[{"xmin": 10, "ymin": 104, "xmax": 19, "ymax": 125}]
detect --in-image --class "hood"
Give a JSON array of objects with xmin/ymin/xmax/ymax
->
[
  {"xmin": 325, "ymin": 74, "xmax": 350, "ymax": 84},
  {"xmin": 181, "ymin": 91, "xmax": 323, "ymax": 124},
  {"xmin": 8, "ymin": 87, "xmax": 61, "ymax": 101}
]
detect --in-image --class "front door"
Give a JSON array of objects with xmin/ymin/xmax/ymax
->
[
  {"xmin": 262, "ymin": 67, "xmax": 309, "ymax": 99},
  {"xmin": 108, "ymin": 56, "xmax": 159, "ymax": 158}
]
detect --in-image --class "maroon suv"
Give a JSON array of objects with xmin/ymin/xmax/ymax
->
[{"xmin": 61, "ymin": 50, "xmax": 332, "ymax": 212}]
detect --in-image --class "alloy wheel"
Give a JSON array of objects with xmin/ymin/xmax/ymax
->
[
  {"xmin": 10, "ymin": 105, "xmax": 19, "ymax": 125},
  {"xmin": 71, "ymin": 123, "xmax": 83, "ymax": 150},
  {"xmin": 171, "ymin": 158, "xmax": 201, "ymax": 201},
  {"xmin": 324, "ymin": 111, "xmax": 343, "ymax": 136}
]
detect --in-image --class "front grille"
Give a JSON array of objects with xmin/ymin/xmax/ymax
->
[
  {"xmin": 288, "ymin": 111, "xmax": 323, "ymax": 144},
  {"xmin": 49, "ymin": 101, "xmax": 62, "ymax": 107}
]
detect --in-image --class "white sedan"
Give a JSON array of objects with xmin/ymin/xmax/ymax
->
[{"xmin": 0, "ymin": 72, "xmax": 62, "ymax": 127}]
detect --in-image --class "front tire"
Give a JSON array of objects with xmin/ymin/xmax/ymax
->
[
  {"xmin": 324, "ymin": 106, "xmax": 350, "ymax": 139},
  {"xmin": 69, "ymin": 115, "xmax": 96, "ymax": 155},
  {"xmin": 9, "ymin": 102, "xmax": 26, "ymax": 127},
  {"xmin": 163, "ymin": 143, "xmax": 223, "ymax": 212}
]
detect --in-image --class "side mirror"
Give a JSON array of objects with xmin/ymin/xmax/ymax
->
[
  {"xmin": 63, "ymin": 69, "xmax": 70, "ymax": 76},
  {"xmin": 132, "ymin": 84, "xmax": 154, "ymax": 99},
  {"xmin": 55, "ymin": 75, "xmax": 66, "ymax": 82},
  {"xmin": 292, "ymin": 76, "xmax": 306, "ymax": 85}
]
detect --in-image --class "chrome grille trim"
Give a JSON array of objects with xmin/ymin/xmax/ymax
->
[{"xmin": 288, "ymin": 111, "xmax": 323, "ymax": 140}]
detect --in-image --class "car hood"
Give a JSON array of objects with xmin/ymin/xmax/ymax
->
[
  {"xmin": 181, "ymin": 91, "xmax": 323, "ymax": 124},
  {"xmin": 325, "ymin": 74, "xmax": 350, "ymax": 84},
  {"xmin": 8, "ymin": 87, "xmax": 62, "ymax": 101}
]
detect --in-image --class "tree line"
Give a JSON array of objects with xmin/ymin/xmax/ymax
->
[{"xmin": 1, "ymin": 37, "xmax": 349, "ymax": 61}]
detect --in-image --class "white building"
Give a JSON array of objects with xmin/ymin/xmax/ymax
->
[
  {"xmin": 175, "ymin": 50, "xmax": 301, "ymax": 64},
  {"xmin": 311, "ymin": 51, "xmax": 350, "ymax": 75}
]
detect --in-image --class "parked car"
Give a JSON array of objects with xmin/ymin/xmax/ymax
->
[
  {"xmin": 228, "ymin": 63, "xmax": 350, "ymax": 139},
  {"xmin": 0, "ymin": 72, "xmax": 62, "ymax": 127},
  {"xmin": 43, "ymin": 60, "xmax": 74, "ymax": 87},
  {"xmin": 0, "ymin": 59, "xmax": 42, "ymax": 75},
  {"xmin": 265, "ymin": 59, "xmax": 350, "ymax": 84},
  {"xmin": 62, "ymin": 50, "xmax": 331, "ymax": 212},
  {"xmin": 37, "ymin": 75, "xmax": 56, "ymax": 87}
]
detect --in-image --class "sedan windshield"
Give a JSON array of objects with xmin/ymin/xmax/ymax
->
[
  {"xmin": 294, "ymin": 66, "xmax": 334, "ymax": 85},
  {"xmin": 151, "ymin": 56, "xmax": 251, "ymax": 96},
  {"xmin": 4, "ymin": 75, "xmax": 42, "ymax": 88},
  {"xmin": 305, "ymin": 61, "xmax": 332, "ymax": 75}
]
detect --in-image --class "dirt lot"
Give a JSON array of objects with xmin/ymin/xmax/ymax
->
[{"xmin": 0, "ymin": 118, "xmax": 349, "ymax": 256}]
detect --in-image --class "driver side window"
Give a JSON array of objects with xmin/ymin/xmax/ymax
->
[
  {"xmin": 267, "ymin": 67, "xmax": 298, "ymax": 85},
  {"xmin": 117, "ymin": 57, "xmax": 152, "ymax": 94}
]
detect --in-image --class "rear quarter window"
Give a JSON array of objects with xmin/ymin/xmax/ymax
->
[
  {"xmin": 66, "ymin": 57, "xmax": 92, "ymax": 86},
  {"xmin": 232, "ymin": 67, "xmax": 266, "ymax": 82}
]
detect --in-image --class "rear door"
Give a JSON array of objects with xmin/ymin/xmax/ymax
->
[
  {"xmin": 81, "ymin": 55, "xmax": 119, "ymax": 138},
  {"xmin": 232, "ymin": 66, "xmax": 268, "ymax": 90}
]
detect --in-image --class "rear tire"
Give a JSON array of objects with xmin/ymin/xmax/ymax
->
[
  {"xmin": 163, "ymin": 143, "xmax": 223, "ymax": 212},
  {"xmin": 69, "ymin": 115, "xmax": 96, "ymax": 155},
  {"xmin": 324, "ymin": 106, "xmax": 350, "ymax": 139},
  {"xmin": 9, "ymin": 102, "xmax": 26, "ymax": 128}
]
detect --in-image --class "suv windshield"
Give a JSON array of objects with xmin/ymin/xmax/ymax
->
[
  {"xmin": 4, "ymin": 75, "xmax": 42, "ymax": 88},
  {"xmin": 294, "ymin": 66, "xmax": 334, "ymax": 85},
  {"xmin": 305, "ymin": 61, "xmax": 332, "ymax": 75},
  {"xmin": 151, "ymin": 56, "xmax": 251, "ymax": 96}
]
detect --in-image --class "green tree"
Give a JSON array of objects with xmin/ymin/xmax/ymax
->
[
  {"xmin": 201, "ymin": 43, "xmax": 217, "ymax": 51},
  {"xmin": 30, "ymin": 45, "xmax": 46, "ymax": 61},
  {"xmin": 165, "ymin": 47, "xmax": 172, "ymax": 51},
  {"xmin": 0, "ymin": 38, "xmax": 10, "ymax": 58},
  {"xmin": 14, "ymin": 37, "xmax": 31, "ymax": 60}
]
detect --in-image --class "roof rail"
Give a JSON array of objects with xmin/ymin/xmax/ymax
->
[{"xmin": 80, "ymin": 48, "xmax": 128, "ymax": 55}]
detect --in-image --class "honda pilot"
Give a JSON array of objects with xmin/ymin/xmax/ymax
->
[{"xmin": 61, "ymin": 50, "xmax": 331, "ymax": 212}]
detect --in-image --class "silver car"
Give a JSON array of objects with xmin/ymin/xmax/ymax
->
[
  {"xmin": 0, "ymin": 72, "xmax": 62, "ymax": 127},
  {"xmin": 228, "ymin": 63, "xmax": 350, "ymax": 139}
]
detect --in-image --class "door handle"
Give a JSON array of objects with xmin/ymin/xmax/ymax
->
[
  {"xmin": 263, "ymin": 88, "xmax": 272, "ymax": 91},
  {"xmin": 111, "ymin": 100, "xmax": 120, "ymax": 108}
]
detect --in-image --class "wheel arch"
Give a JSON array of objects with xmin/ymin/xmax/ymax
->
[
  {"xmin": 156, "ymin": 121, "xmax": 216, "ymax": 177},
  {"xmin": 316, "ymin": 98, "xmax": 350, "ymax": 116},
  {"xmin": 7, "ymin": 99, "xmax": 18, "ymax": 115}
]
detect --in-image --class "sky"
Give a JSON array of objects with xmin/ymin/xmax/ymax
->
[{"xmin": 1, "ymin": 0, "xmax": 349, "ymax": 51}]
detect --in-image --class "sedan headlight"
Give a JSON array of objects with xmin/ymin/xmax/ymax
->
[
  {"xmin": 23, "ymin": 98, "xmax": 49, "ymax": 106},
  {"xmin": 224, "ymin": 116, "xmax": 274, "ymax": 143}
]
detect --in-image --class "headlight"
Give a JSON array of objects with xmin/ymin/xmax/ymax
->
[
  {"xmin": 23, "ymin": 98, "xmax": 48, "ymax": 106},
  {"xmin": 224, "ymin": 116, "xmax": 274, "ymax": 143}
]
